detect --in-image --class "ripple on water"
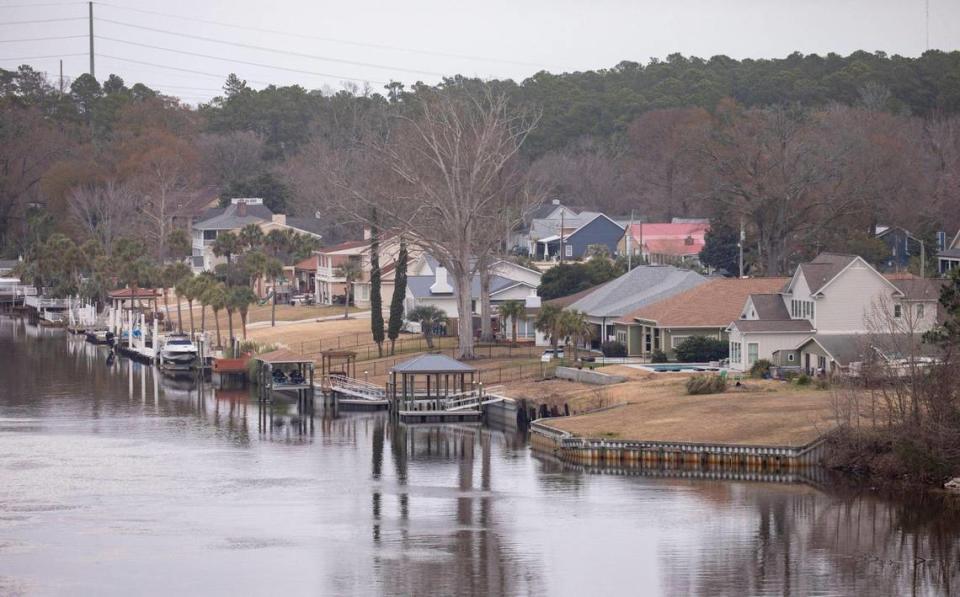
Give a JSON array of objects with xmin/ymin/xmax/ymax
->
[{"xmin": 214, "ymin": 536, "xmax": 297, "ymax": 550}]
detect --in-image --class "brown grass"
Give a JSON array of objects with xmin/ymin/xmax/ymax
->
[{"xmin": 503, "ymin": 368, "xmax": 838, "ymax": 447}]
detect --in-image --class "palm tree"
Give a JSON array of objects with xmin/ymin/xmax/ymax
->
[
  {"xmin": 229, "ymin": 286, "xmax": 258, "ymax": 341},
  {"xmin": 264, "ymin": 229, "xmax": 288, "ymax": 259},
  {"xmin": 203, "ymin": 281, "xmax": 227, "ymax": 349},
  {"xmin": 193, "ymin": 275, "xmax": 214, "ymax": 334},
  {"xmin": 497, "ymin": 300, "xmax": 526, "ymax": 344},
  {"xmin": 560, "ymin": 309, "xmax": 593, "ymax": 361},
  {"xmin": 178, "ymin": 274, "xmax": 199, "ymax": 336},
  {"xmin": 238, "ymin": 223, "xmax": 264, "ymax": 252},
  {"xmin": 335, "ymin": 259, "xmax": 362, "ymax": 320},
  {"xmin": 534, "ymin": 303, "xmax": 564, "ymax": 355},
  {"xmin": 162, "ymin": 262, "xmax": 191, "ymax": 330},
  {"xmin": 264, "ymin": 257, "xmax": 284, "ymax": 327},
  {"xmin": 212, "ymin": 231, "xmax": 241, "ymax": 265},
  {"xmin": 408, "ymin": 305, "xmax": 447, "ymax": 349},
  {"xmin": 242, "ymin": 250, "xmax": 268, "ymax": 298}
]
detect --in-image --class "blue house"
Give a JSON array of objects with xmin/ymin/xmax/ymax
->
[
  {"xmin": 875, "ymin": 226, "xmax": 922, "ymax": 271},
  {"xmin": 536, "ymin": 213, "xmax": 625, "ymax": 260}
]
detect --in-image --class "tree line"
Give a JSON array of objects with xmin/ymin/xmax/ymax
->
[{"xmin": 2, "ymin": 50, "xmax": 960, "ymax": 355}]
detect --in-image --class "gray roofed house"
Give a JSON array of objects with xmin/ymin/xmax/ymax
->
[
  {"xmin": 189, "ymin": 198, "xmax": 323, "ymax": 273},
  {"xmin": 404, "ymin": 264, "xmax": 539, "ymax": 323},
  {"xmin": 796, "ymin": 253, "xmax": 858, "ymax": 294},
  {"xmin": 567, "ymin": 266, "xmax": 708, "ymax": 319},
  {"xmin": 544, "ymin": 265, "xmax": 708, "ymax": 348},
  {"xmin": 750, "ymin": 293, "xmax": 791, "ymax": 319},
  {"xmin": 406, "ymin": 274, "xmax": 520, "ymax": 299}
]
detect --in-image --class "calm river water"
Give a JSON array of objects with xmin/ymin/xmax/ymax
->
[{"xmin": 1, "ymin": 317, "xmax": 959, "ymax": 596}]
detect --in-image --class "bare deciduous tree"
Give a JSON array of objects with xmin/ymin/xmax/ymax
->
[
  {"xmin": 67, "ymin": 179, "xmax": 137, "ymax": 255},
  {"xmin": 327, "ymin": 87, "xmax": 541, "ymax": 359}
]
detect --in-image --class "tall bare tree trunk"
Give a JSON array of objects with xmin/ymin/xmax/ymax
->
[
  {"xmin": 479, "ymin": 266, "xmax": 494, "ymax": 343},
  {"xmin": 453, "ymin": 266, "xmax": 475, "ymax": 359}
]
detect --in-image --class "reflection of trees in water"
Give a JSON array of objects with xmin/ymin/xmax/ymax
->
[
  {"xmin": 661, "ymin": 485, "xmax": 960, "ymax": 596},
  {"xmin": 369, "ymin": 423, "xmax": 542, "ymax": 596}
]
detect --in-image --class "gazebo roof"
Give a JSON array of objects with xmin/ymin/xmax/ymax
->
[
  {"xmin": 391, "ymin": 353, "xmax": 476, "ymax": 374},
  {"xmin": 256, "ymin": 349, "xmax": 315, "ymax": 365}
]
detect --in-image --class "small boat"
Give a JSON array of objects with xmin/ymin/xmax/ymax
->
[
  {"xmin": 160, "ymin": 334, "xmax": 198, "ymax": 367},
  {"xmin": 85, "ymin": 329, "xmax": 114, "ymax": 345}
]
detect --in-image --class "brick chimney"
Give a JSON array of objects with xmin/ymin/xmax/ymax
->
[
  {"xmin": 272, "ymin": 214, "xmax": 286, "ymax": 226},
  {"xmin": 237, "ymin": 202, "xmax": 247, "ymax": 217}
]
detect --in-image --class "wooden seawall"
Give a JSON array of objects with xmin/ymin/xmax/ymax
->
[{"xmin": 530, "ymin": 421, "xmax": 826, "ymax": 471}]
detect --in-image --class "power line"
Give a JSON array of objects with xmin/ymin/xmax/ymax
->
[
  {"xmin": 96, "ymin": 35, "xmax": 389, "ymax": 85},
  {"xmin": 0, "ymin": 16, "xmax": 85, "ymax": 25},
  {"xmin": 0, "ymin": 2, "xmax": 85, "ymax": 7},
  {"xmin": 0, "ymin": 34, "xmax": 86, "ymax": 43},
  {"xmin": 0, "ymin": 2, "xmax": 86, "ymax": 8},
  {"xmin": 97, "ymin": 17, "xmax": 444, "ymax": 77},
  {"xmin": 0, "ymin": 52, "xmax": 86, "ymax": 61},
  {"xmin": 94, "ymin": 1, "xmax": 549, "ymax": 70},
  {"xmin": 98, "ymin": 54, "xmax": 278, "ymax": 87}
]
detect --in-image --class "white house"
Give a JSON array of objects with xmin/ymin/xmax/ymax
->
[
  {"xmin": 939, "ymin": 230, "xmax": 960, "ymax": 275},
  {"xmin": 404, "ymin": 261, "xmax": 540, "ymax": 335},
  {"xmin": 727, "ymin": 253, "xmax": 942, "ymax": 375}
]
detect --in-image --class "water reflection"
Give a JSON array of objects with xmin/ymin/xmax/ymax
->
[{"xmin": 2, "ymin": 316, "xmax": 960, "ymax": 596}]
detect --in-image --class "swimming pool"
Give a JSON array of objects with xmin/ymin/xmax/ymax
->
[{"xmin": 631, "ymin": 363, "xmax": 724, "ymax": 373}]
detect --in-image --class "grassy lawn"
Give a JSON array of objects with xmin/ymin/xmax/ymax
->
[{"xmin": 505, "ymin": 367, "xmax": 839, "ymax": 447}]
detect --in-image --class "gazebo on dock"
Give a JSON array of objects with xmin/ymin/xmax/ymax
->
[
  {"xmin": 320, "ymin": 350, "xmax": 357, "ymax": 380},
  {"xmin": 389, "ymin": 354, "xmax": 482, "ymax": 422},
  {"xmin": 255, "ymin": 349, "xmax": 316, "ymax": 404}
]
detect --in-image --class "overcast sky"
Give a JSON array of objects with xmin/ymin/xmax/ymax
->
[{"xmin": 1, "ymin": 0, "xmax": 958, "ymax": 104}]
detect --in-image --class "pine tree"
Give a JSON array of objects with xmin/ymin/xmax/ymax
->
[
  {"xmin": 369, "ymin": 221, "xmax": 385, "ymax": 357},
  {"xmin": 387, "ymin": 238, "xmax": 408, "ymax": 355}
]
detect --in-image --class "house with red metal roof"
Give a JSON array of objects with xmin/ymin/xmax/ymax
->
[{"xmin": 617, "ymin": 221, "xmax": 710, "ymax": 266}]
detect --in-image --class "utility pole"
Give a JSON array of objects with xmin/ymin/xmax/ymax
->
[
  {"xmin": 627, "ymin": 209, "xmax": 634, "ymax": 271},
  {"xmin": 921, "ymin": 241, "xmax": 926, "ymax": 279},
  {"xmin": 559, "ymin": 210, "xmax": 565, "ymax": 264},
  {"xmin": 59, "ymin": 59, "xmax": 63, "ymax": 95},
  {"xmin": 926, "ymin": 0, "xmax": 930, "ymax": 51},
  {"xmin": 88, "ymin": 1, "xmax": 95, "ymax": 78},
  {"xmin": 738, "ymin": 217, "xmax": 745, "ymax": 278}
]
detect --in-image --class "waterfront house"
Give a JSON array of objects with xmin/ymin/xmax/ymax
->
[
  {"xmin": 727, "ymin": 253, "xmax": 942, "ymax": 375},
  {"xmin": 534, "ymin": 213, "xmax": 625, "ymax": 261},
  {"xmin": 404, "ymin": 261, "xmax": 540, "ymax": 336},
  {"xmin": 314, "ymin": 231, "xmax": 420, "ymax": 309},
  {"xmin": 540, "ymin": 265, "xmax": 708, "ymax": 349},
  {"xmin": 874, "ymin": 225, "xmax": 923, "ymax": 271},
  {"xmin": 939, "ymin": 230, "xmax": 960, "ymax": 275},
  {"xmin": 613, "ymin": 277, "xmax": 788, "ymax": 359},
  {"xmin": 190, "ymin": 198, "xmax": 323, "ymax": 273},
  {"xmin": 616, "ymin": 221, "xmax": 710, "ymax": 266}
]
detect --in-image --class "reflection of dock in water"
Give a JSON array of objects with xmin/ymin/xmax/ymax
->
[{"xmin": 532, "ymin": 449, "xmax": 831, "ymax": 487}]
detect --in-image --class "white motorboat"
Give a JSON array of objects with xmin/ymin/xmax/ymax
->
[{"xmin": 160, "ymin": 334, "xmax": 198, "ymax": 367}]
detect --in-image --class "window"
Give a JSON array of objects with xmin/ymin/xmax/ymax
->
[
  {"xmin": 894, "ymin": 304, "xmax": 902, "ymax": 318},
  {"xmin": 787, "ymin": 353, "xmax": 795, "ymax": 362},
  {"xmin": 730, "ymin": 342, "xmax": 742, "ymax": 363},
  {"xmin": 791, "ymin": 299, "xmax": 814, "ymax": 321},
  {"xmin": 616, "ymin": 330, "xmax": 627, "ymax": 345},
  {"xmin": 748, "ymin": 343, "xmax": 759, "ymax": 365},
  {"xmin": 564, "ymin": 244, "xmax": 573, "ymax": 257},
  {"xmin": 203, "ymin": 230, "xmax": 217, "ymax": 241},
  {"xmin": 917, "ymin": 304, "xmax": 925, "ymax": 319},
  {"xmin": 671, "ymin": 335, "xmax": 689, "ymax": 349}
]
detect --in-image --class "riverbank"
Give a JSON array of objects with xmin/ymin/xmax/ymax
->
[{"xmin": 510, "ymin": 368, "xmax": 837, "ymax": 470}]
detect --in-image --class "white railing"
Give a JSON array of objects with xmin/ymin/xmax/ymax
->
[
  {"xmin": 317, "ymin": 266, "xmax": 346, "ymax": 281},
  {"xmin": 328, "ymin": 375, "xmax": 385, "ymax": 400}
]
